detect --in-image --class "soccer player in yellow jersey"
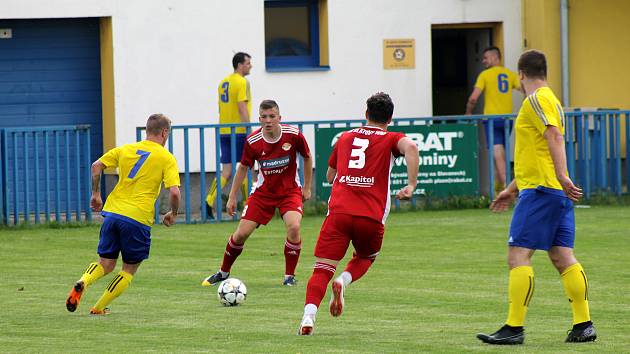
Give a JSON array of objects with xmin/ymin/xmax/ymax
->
[
  {"xmin": 477, "ymin": 50, "xmax": 596, "ymax": 344},
  {"xmin": 466, "ymin": 47, "xmax": 521, "ymax": 191},
  {"xmin": 65, "ymin": 114, "xmax": 181, "ymax": 315},
  {"xmin": 205, "ymin": 52, "xmax": 252, "ymax": 219}
]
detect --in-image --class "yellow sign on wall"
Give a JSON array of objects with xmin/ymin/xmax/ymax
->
[{"xmin": 383, "ymin": 39, "xmax": 415, "ymax": 69}]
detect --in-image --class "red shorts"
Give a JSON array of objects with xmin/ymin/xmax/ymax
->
[
  {"xmin": 241, "ymin": 190, "xmax": 303, "ymax": 225},
  {"xmin": 314, "ymin": 213, "xmax": 384, "ymax": 261}
]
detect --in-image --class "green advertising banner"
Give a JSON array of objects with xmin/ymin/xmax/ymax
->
[{"xmin": 315, "ymin": 124, "xmax": 478, "ymax": 201}]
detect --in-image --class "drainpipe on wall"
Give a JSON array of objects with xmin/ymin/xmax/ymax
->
[{"xmin": 561, "ymin": 0, "xmax": 570, "ymax": 107}]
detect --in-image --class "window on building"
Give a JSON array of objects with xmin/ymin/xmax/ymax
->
[{"xmin": 264, "ymin": 0, "xmax": 329, "ymax": 71}]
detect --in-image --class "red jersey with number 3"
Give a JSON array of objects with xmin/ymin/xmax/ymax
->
[
  {"xmin": 241, "ymin": 124, "xmax": 311, "ymax": 197},
  {"xmin": 327, "ymin": 126, "xmax": 405, "ymax": 224}
]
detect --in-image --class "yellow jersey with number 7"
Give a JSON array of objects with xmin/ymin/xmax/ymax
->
[{"xmin": 99, "ymin": 140, "xmax": 180, "ymax": 226}]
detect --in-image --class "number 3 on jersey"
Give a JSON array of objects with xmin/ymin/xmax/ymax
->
[
  {"xmin": 220, "ymin": 82, "xmax": 229, "ymax": 103},
  {"xmin": 348, "ymin": 137, "xmax": 369, "ymax": 169}
]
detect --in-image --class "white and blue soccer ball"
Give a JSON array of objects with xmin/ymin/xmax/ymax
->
[{"xmin": 217, "ymin": 278, "xmax": 247, "ymax": 306}]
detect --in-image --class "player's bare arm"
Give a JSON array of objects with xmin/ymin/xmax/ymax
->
[
  {"xmin": 490, "ymin": 179, "xmax": 518, "ymax": 213},
  {"xmin": 227, "ymin": 163, "xmax": 250, "ymax": 216},
  {"xmin": 544, "ymin": 125, "xmax": 583, "ymax": 202},
  {"xmin": 301, "ymin": 156, "xmax": 313, "ymax": 201},
  {"xmin": 396, "ymin": 137, "xmax": 419, "ymax": 200},
  {"xmin": 163, "ymin": 186, "xmax": 181, "ymax": 227},
  {"xmin": 238, "ymin": 101, "xmax": 249, "ymax": 123},
  {"xmin": 90, "ymin": 160, "xmax": 106, "ymax": 212},
  {"xmin": 466, "ymin": 87, "xmax": 482, "ymax": 115},
  {"xmin": 326, "ymin": 167, "xmax": 337, "ymax": 184}
]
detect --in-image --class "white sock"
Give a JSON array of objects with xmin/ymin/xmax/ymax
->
[
  {"xmin": 304, "ymin": 303, "xmax": 318, "ymax": 317},
  {"xmin": 340, "ymin": 271, "xmax": 352, "ymax": 287},
  {"xmin": 219, "ymin": 270, "xmax": 229, "ymax": 277}
]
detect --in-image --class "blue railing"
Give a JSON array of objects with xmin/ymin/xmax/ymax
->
[
  {"xmin": 135, "ymin": 110, "xmax": 629, "ymax": 224},
  {"xmin": 1, "ymin": 111, "xmax": 627, "ymax": 225},
  {"xmin": 1, "ymin": 125, "xmax": 92, "ymax": 225}
]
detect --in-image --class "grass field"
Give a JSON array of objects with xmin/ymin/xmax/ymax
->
[{"xmin": 1, "ymin": 206, "xmax": 628, "ymax": 353}]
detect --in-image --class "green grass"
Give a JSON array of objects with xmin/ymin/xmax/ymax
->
[{"xmin": 1, "ymin": 206, "xmax": 628, "ymax": 353}]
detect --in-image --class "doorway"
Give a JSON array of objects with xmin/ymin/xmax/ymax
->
[{"xmin": 431, "ymin": 26, "xmax": 494, "ymax": 116}]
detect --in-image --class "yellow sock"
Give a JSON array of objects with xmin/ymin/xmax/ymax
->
[
  {"xmin": 506, "ymin": 266, "xmax": 534, "ymax": 327},
  {"xmin": 92, "ymin": 271, "xmax": 133, "ymax": 311},
  {"xmin": 206, "ymin": 177, "xmax": 228, "ymax": 206},
  {"xmin": 561, "ymin": 263, "xmax": 591, "ymax": 324},
  {"xmin": 79, "ymin": 262, "xmax": 105, "ymax": 287}
]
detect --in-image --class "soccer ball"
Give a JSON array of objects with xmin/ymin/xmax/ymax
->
[{"xmin": 217, "ymin": 278, "xmax": 247, "ymax": 306}]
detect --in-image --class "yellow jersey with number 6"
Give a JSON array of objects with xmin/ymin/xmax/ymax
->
[
  {"xmin": 99, "ymin": 140, "xmax": 180, "ymax": 226},
  {"xmin": 474, "ymin": 66, "xmax": 520, "ymax": 114},
  {"xmin": 218, "ymin": 73, "xmax": 251, "ymax": 135},
  {"xmin": 514, "ymin": 87, "xmax": 565, "ymax": 191}
]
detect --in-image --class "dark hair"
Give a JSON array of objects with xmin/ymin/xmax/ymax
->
[
  {"xmin": 146, "ymin": 113, "xmax": 171, "ymax": 135},
  {"xmin": 483, "ymin": 46, "xmax": 502, "ymax": 60},
  {"xmin": 259, "ymin": 99, "xmax": 279, "ymax": 112},
  {"xmin": 232, "ymin": 52, "xmax": 251, "ymax": 70},
  {"xmin": 518, "ymin": 49, "xmax": 547, "ymax": 79},
  {"xmin": 366, "ymin": 92, "xmax": 394, "ymax": 124}
]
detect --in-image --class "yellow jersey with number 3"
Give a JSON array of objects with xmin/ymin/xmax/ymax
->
[
  {"xmin": 99, "ymin": 140, "xmax": 180, "ymax": 226},
  {"xmin": 218, "ymin": 73, "xmax": 251, "ymax": 135},
  {"xmin": 474, "ymin": 66, "xmax": 520, "ymax": 114},
  {"xmin": 514, "ymin": 87, "xmax": 565, "ymax": 191}
]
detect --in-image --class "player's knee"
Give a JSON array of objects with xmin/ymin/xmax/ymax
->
[
  {"xmin": 232, "ymin": 231, "xmax": 250, "ymax": 244},
  {"xmin": 286, "ymin": 223, "xmax": 301, "ymax": 239}
]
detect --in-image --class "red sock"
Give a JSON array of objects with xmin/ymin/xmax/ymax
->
[
  {"xmin": 220, "ymin": 235, "xmax": 244, "ymax": 273},
  {"xmin": 344, "ymin": 254, "xmax": 375, "ymax": 283},
  {"xmin": 304, "ymin": 262, "xmax": 336, "ymax": 307},
  {"xmin": 284, "ymin": 239, "xmax": 302, "ymax": 276}
]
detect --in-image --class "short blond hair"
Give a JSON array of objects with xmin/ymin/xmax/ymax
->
[{"xmin": 146, "ymin": 113, "xmax": 171, "ymax": 135}]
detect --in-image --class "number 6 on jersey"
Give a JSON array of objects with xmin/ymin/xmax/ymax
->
[{"xmin": 348, "ymin": 137, "xmax": 369, "ymax": 169}]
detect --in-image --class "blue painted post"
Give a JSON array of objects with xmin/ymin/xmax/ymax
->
[
  {"xmin": 183, "ymin": 128, "xmax": 191, "ymax": 224},
  {"xmin": 575, "ymin": 114, "xmax": 584, "ymax": 187},
  {"xmin": 24, "ymin": 132, "xmax": 30, "ymax": 224},
  {"xmin": 55, "ymin": 131, "xmax": 61, "ymax": 222},
  {"xmin": 566, "ymin": 114, "xmax": 575, "ymax": 180},
  {"xmin": 86, "ymin": 128, "xmax": 92, "ymax": 222},
  {"xmin": 1, "ymin": 130, "xmax": 8, "ymax": 224},
  {"xmin": 34, "ymin": 132, "xmax": 40, "ymax": 224},
  {"xmin": 65, "ymin": 131, "xmax": 71, "ymax": 222},
  {"xmin": 584, "ymin": 116, "xmax": 591, "ymax": 198},
  {"xmin": 199, "ymin": 128, "xmax": 207, "ymax": 222},
  {"xmin": 12, "ymin": 133, "xmax": 18, "ymax": 225},
  {"xmin": 44, "ymin": 132, "xmax": 50, "ymax": 222},
  {"xmin": 614, "ymin": 114, "xmax": 622, "ymax": 195},
  {"xmin": 75, "ymin": 130, "xmax": 82, "ymax": 221},
  {"xmin": 215, "ymin": 128, "xmax": 222, "ymax": 222},
  {"xmin": 488, "ymin": 118, "xmax": 495, "ymax": 200},
  {"xmin": 599, "ymin": 114, "xmax": 607, "ymax": 190}
]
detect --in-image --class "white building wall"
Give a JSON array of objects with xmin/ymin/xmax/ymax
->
[{"xmin": 2, "ymin": 0, "xmax": 521, "ymax": 172}]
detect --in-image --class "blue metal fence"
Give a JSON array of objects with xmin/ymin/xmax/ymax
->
[
  {"xmin": 1, "ymin": 125, "xmax": 92, "ymax": 225},
  {"xmin": 0, "ymin": 111, "xmax": 627, "ymax": 225},
  {"xmin": 135, "ymin": 110, "xmax": 629, "ymax": 224}
]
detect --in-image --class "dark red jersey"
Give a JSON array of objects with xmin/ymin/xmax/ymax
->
[
  {"xmin": 242, "ymin": 124, "xmax": 311, "ymax": 197},
  {"xmin": 327, "ymin": 126, "xmax": 405, "ymax": 223}
]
